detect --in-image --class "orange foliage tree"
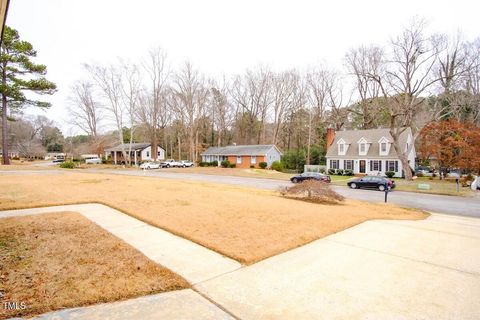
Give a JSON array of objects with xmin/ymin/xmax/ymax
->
[{"xmin": 419, "ymin": 121, "xmax": 480, "ymax": 175}]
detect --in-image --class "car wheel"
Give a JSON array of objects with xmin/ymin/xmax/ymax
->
[
  {"xmin": 292, "ymin": 178, "xmax": 298, "ymax": 183},
  {"xmin": 166, "ymin": 164, "xmax": 170, "ymax": 168},
  {"xmin": 183, "ymin": 164, "xmax": 186, "ymax": 168},
  {"xmin": 350, "ymin": 183, "xmax": 357, "ymax": 189},
  {"xmin": 378, "ymin": 185, "xmax": 386, "ymax": 191}
]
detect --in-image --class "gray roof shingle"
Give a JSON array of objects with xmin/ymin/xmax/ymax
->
[
  {"xmin": 325, "ymin": 128, "xmax": 411, "ymax": 159},
  {"xmin": 201, "ymin": 144, "xmax": 281, "ymax": 156},
  {"xmin": 105, "ymin": 143, "xmax": 160, "ymax": 152}
]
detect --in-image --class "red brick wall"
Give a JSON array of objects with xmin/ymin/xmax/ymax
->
[{"xmin": 227, "ymin": 155, "xmax": 265, "ymax": 168}]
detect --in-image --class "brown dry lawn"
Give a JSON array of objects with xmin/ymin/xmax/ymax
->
[
  {"xmin": 0, "ymin": 212, "xmax": 189, "ymax": 319},
  {"xmin": 0, "ymin": 172, "xmax": 428, "ymax": 264}
]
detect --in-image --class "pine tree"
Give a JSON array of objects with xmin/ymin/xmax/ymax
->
[{"xmin": 0, "ymin": 26, "xmax": 56, "ymax": 164}]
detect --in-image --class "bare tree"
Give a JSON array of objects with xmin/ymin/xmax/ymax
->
[
  {"xmin": 121, "ymin": 61, "xmax": 142, "ymax": 162},
  {"xmin": 271, "ymin": 70, "xmax": 297, "ymax": 145},
  {"xmin": 85, "ymin": 63, "xmax": 127, "ymax": 163},
  {"xmin": 366, "ymin": 19, "xmax": 444, "ymax": 180},
  {"xmin": 137, "ymin": 48, "xmax": 170, "ymax": 161},
  {"xmin": 210, "ymin": 78, "xmax": 234, "ymax": 147},
  {"xmin": 171, "ymin": 62, "xmax": 208, "ymax": 162},
  {"xmin": 68, "ymin": 81, "xmax": 102, "ymax": 154},
  {"xmin": 345, "ymin": 46, "xmax": 384, "ymax": 129}
]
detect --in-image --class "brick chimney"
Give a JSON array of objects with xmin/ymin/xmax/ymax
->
[{"xmin": 326, "ymin": 127, "xmax": 335, "ymax": 151}]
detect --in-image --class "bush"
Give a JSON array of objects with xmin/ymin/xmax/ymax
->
[
  {"xmin": 328, "ymin": 169, "xmax": 336, "ymax": 175},
  {"xmin": 336, "ymin": 169, "xmax": 344, "ymax": 175},
  {"xmin": 199, "ymin": 162, "xmax": 207, "ymax": 167},
  {"xmin": 343, "ymin": 169, "xmax": 353, "ymax": 176},
  {"xmin": 279, "ymin": 180, "xmax": 344, "ymax": 204},
  {"xmin": 385, "ymin": 171, "xmax": 395, "ymax": 178},
  {"xmin": 12, "ymin": 156, "xmax": 20, "ymax": 160},
  {"xmin": 250, "ymin": 165, "xmax": 255, "ymax": 168},
  {"xmin": 319, "ymin": 168, "xmax": 326, "ymax": 174},
  {"xmin": 416, "ymin": 172, "xmax": 424, "ymax": 177},
  {"xmin": 210, "ymin": 160, "xmax": 218, "ymax": 167},
  {"xmin": 221, "ymin": 160, "xmax": 231, "ymax": 168},
  {"xmin": 271, "ymin": 161, "xmax": 283, "ymax": 172},
  {"xmin": 59, "ymin": 161, "xmax": 75, "ymax": 169},
  {"xmin": 101, "ymin": 157, "xmax": 108, "ymax": 164},
  {"xmin": 257, "ymin": 161, "xmax": 267, "ymax": 169},
  {"xmin": 229, "ymin": 163, "xmax": 236, "ymax": 168}
]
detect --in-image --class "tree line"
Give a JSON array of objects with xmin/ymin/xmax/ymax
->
[{"xmin": 69, "ymin": 19, "xmax": 479, "ymax": 178}]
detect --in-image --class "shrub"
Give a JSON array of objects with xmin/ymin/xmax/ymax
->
[
  {"xmin": 259, "ymin": 161, "xmax": 268, "ymax": 169},
  {"xmin": 59, "ymin": 161, "xmax": 75, "ymax": 169},
  {"xmin": 210, "ymin": 160, "xmax": 218, "ymax": 167},
  {"xmin": 229, "ymin": 163, "xmax": 236, "ymax": 168},
  {"xmin": 221, "ymin": 160, "xmax": 230, "ymax": 168},
  {"xmin": 343, "ymin": 169, "xmax": 353, "ymax": 176},
  {"xmin": 385, "ymin": 171, "xmax": 395, "ymax": 178},
  {"xmin": 328, "ymin": 169, "xmax": 336, "ymax": 175},
  {"xmin": 279, "ymin": 180, "xmax": 344, "ymax": 204},
  {"xmin": 416, "ymin": 172, "xmax": 424, "ymax": 177},
  {"xmin": 319, "ymin": 168, "xmax": 326, "ymax": 174},
  {"xmin": 250, "ymin": 165, "xmax": 255, "ymax": 168},
  {"xmin": 336, "ymin": 169, "xmax": 344, "ymax": 175},
  {"xmin": 101, "ymin": 157, "xmax": 108, "ymax": 164},
  {"xmin": 12, "ymin": 156, "xmax": 20, "ymax": 160},
  {"xmin": 199, "ymin": 162, "xmax": 207, "ymax": 167},
  {"xmin": 271, "ymin": 161, "xmax": 283, "ymax": 172}
]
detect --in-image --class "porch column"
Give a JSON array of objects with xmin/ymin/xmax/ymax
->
[
  {"xmin": 134, "ymin": 150, "xmax": 138, "ymax": 166},
  {"xmin": 114, "ymin": 151, "xmax": 117, "ymax": 165}
]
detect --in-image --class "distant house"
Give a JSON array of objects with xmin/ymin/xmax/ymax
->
[
  {"xmin": 325, "ymin": 128, "xmax": 415, "ymax": 178},
  {"xmin": 104, "ymin": 143, "xmax": 165, "ymax": 165},
  {"xmin": 201, "ymin": 144, "xmax": 282, "ymax": 168}
]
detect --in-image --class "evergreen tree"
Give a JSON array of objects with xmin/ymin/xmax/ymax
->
[{"xmin": 0, "ymin": 26, "xmax": 56, "ymax": 164}]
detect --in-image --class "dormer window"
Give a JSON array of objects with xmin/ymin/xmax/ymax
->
[
  {"xmin": 337, "ymin": 138, "xmax": 347, "ymax": 155},
  {"xmin": 378, "ymin": 137, "xmax": 390, "ymax": 156},
  {"xmin": 359, "ymin": 143, "xmax": 366, "ymax": 153},
  {"xmin": 381, "ymin": 143, "xmax": 387, "ymax": 153},
  {"xmin": 357, "ymin": 137, "xmax": 369, "ymax": 156}
]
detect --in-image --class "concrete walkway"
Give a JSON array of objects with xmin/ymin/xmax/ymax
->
[
  {"xmin": 196, "ymin": 213, "xmax": 480, "ymax": 319},
  {"xmin": 34, "ymin": 289, "xmax": 234, "ymax": 320},
  {"xmin": 0, "ymin": 204, "xmax": 241, "ymax": 285},
  {"xmin": 2, "ymin": 205, "xmax": 480, "ymax": 319}
]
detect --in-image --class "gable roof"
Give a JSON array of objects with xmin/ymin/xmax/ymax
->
[
  {"xmin": 201, "ymin": 144, "xmax": 282, "ymax": 156},
  {"xmin": 326, "ymin": 128, "xmax": 412, "ymax": 159},
  {"xmin": 105, "ymin": 143, "xmax": 164, "ymax": 152}
]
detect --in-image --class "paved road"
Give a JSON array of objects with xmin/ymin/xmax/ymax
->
[{"xmin": 87, "ymin": 169, "xmax": 480, "ymax": 218}]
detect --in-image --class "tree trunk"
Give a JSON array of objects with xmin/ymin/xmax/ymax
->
[
  {"xmin": 1, "ymin": 92, "xmax": 9, "ymax": 165},
  {"xmin": 177, "ymin": 135, "xmax": 181, "ymax": 160}
]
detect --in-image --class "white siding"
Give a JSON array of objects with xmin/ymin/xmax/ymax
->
[
  {"xmin": 141, "ymin": 146, "xmax": 165, "ymax": 161},
  {"xmin": 265, "ymin": 147, "xmax": 281, "ymax": 167}
]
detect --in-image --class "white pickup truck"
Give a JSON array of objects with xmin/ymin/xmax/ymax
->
[{"xmin": 160, "ymin": 159, "xmax": 182, "ymax": 168}]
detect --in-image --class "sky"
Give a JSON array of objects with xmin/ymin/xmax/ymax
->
[{"xmin": 7, "ymin": 0, "xmax": 480, "ymax": 135}]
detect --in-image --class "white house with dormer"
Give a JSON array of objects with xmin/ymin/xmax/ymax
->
[{"xmin": 325, "ymin": 128, "xmax": 416, "ymax": 178}]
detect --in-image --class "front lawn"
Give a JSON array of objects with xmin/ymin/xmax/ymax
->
[
  {"xmin": 0, "ymin": 212, "xmax": 189, "ymax": 319},
  {"xmin": 0, "ymin": 172, "xmax": 427, "ymax": 265}
]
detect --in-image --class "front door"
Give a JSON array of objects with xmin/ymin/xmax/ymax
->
[{"xmin": 359, "ymin": 160, "xmax": 366, "ymax": 173}]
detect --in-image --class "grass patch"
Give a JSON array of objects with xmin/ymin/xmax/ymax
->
[
  {"xmin": 0, "ymin": 172, "xmax": 427, "ymax": 265},
  {"xmin": 0, "ymin": 212, "xmax": 189, "ymax": 319}
]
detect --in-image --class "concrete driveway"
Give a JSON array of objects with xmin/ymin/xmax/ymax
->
[{"xmin": 196, "ymin": 213, "xmax": 480, "ymax": 319}]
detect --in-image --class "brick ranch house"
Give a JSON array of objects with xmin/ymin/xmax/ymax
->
[
  {"xmin": 201, "ymin": 144, "xmax": 282, "ymax": 168},
  {"xmin": 104, "ymin": 143, "xmax": 165, "ymax": 165},
  {"xmin": 325, "ymin": 128, "xmax": 416, "ymax": 178}
]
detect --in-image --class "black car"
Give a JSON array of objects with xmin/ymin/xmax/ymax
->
[
  {"xmin": 347, "ymin": 176, "xmax": 395, "ymax": 191},
  {"xmin": 290, "ymin": 172, "xmax": 331, "ymax": 183}
]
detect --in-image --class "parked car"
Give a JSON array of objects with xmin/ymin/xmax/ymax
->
[
  {"xmin": 85, "ymin": 157, "xmax": 102, "ymax": 164},
  {"xmin": 140, "ymin": 161, "xmax": 161, "ymax": 170},
  {"xmin": 415, "ymin": 166, "xmax": 436, "ymax": 177},
  {"xmin": 179, "ymin": 160, "xmax": 194, "ymax": 168},
  {"xmin": 290, "ymin": 172, "xmax": 331, "ymax": 183},
  {"xmin": 347, "ymin": 176, "xmax": 395, "ymax": 191},
  {"xmin": 52, "ymin": 158, "xmax": 65, "ymax": 163},
  {"xmin": 160, "ymin": 159, "xmax": 182, "ymax": 168}
]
